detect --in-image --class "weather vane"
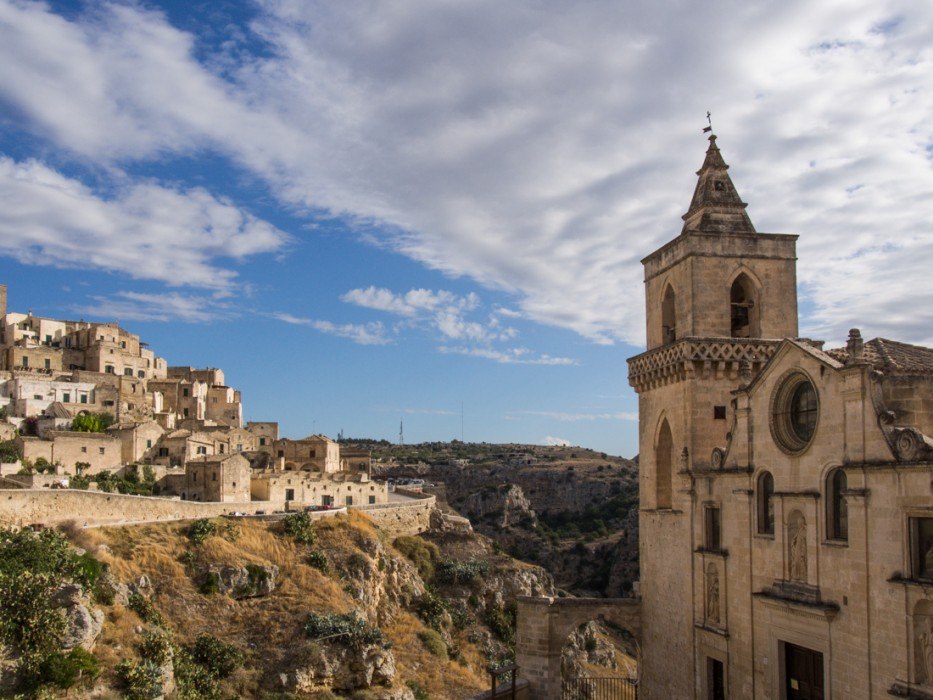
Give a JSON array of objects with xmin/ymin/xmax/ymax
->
[{"xmin": 703, "ymin": 111, "xmax": 713, "ymax": 134}]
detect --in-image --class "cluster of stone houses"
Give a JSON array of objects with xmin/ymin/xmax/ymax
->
[{"xmin": 0, "ymin": 288, "xmax": 385, "ymax": 507}]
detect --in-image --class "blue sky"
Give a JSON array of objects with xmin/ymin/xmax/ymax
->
[{"xmin": 0, "ymin": 0, "xmax": 931, "ymax": 456}]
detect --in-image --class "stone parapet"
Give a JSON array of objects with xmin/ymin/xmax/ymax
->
[{"xmin": 627, "ymin": 336, "xmax": 781, "ymax": 392}]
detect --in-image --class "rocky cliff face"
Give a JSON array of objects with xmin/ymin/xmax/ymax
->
[{"xmin": 378, "ymin": 449, "xmax": 640, "ymax": 597}]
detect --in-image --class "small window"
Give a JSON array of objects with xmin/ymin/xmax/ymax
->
[
  {"xmin": 285, "ymin": 488, "xmax": 295, "ymax": 501},
  {"xmin": 911, "ymin": 518, "xmax": 933, "ymax": 581},
  {"xmin": 713, "ymin": 406, "xmax": 726, "ymax": 420},
  {"xmin": 62, "ymin": 393, "xmax": 70, "ymax": 403},
  {"xmin": 33, "ymin": 394, "xmax": 42, "ymax": 400},
  {"xmin": 146, "ymin": 439, "xmax": 152, "ymax": 448},
  {"xmin": 80, "ymin": 394, "xmax": 88, "ymax": 404},
  {"xmin": 44, "ymin": 358, "xmax": 51, "ymax": 369},
  {"xmin": 21, "ymin": 356, "xmax": 28, "ymax": 368},
  {"xmin": 197, "ymin": 446, "xmax": 207, "ymax": 455},
  {"xmin": 137, "ymin": 370, "xmax": 145, "ymax": 378},
  {"xmin": 159, "ymin": 448, "xmax": 169, "ymax": 457},
  {"xmin": 99, "ymin": 447, "xmax": 105, "ymax": 455},
  {"xmin": 346, "ymin": 496, "xmax": 353, "ymax": 506},
  {"xmin": 183, "ymin": 388, "xmax": 189, "ymax": 397},
  {"xmin": 277, "ymin": 450, "xmax": 284, "ymax": 458},
  {"xmin": 105, "ymin": 365, "xmax": 114, "ymax": 374},
  {"xmin": 705, "ymin": 505, "xmax": 722, "ymax": 551},
  {"xmin": 219, "ymin": 444, "xmax": 225, "ymax": 454},
  {"xmin": 81, "ymin": 446, "xmax": 87, "ymax": 454},
  {"xmin": 212, "ymin": 472, "xmax": 217, "ymax": 481},
  {"xmin": 369, "ymin": 495, "xmax": 376, "ymax": 504},
  {"xmin": 827, "ymin": 469, "xmax": 848, "ymax": 541},
  {"xmin": 183, "ymin": 408, "xmax": 189, "ymax": 417},
  {"xmin": 124, "ymin": 368, "xmax": 133, "ymax": 376},
  {"xmin": 757, "ymin": 472, "xmax": 774, "ymax": 535},
  {"xmin": 260, "ymin": 438, "xmax": 267, "ymax": 446}
]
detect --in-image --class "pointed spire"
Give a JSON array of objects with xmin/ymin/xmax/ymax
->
[{"xmin": 681, "ymin": 135, "xmax": 756, "ymax": 235}]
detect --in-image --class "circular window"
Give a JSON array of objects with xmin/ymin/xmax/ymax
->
[{"xmin": 771, "ymin": 373, "xmax": 819, "ymax": 454}]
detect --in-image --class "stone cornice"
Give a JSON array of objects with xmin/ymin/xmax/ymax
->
[{"xmin": 627, "ymin": 337, "xmax": 781, "ymax": 392}]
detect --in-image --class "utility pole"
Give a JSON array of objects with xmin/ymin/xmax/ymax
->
[{"xmin": 399, "ymin": 420, "xmax": 404, "ymax": 446}]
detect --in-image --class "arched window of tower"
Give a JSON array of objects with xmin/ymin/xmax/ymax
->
[
  {"xmin": 661, "ymin": 285, "xmax": 676, "ymax": 344},
  {"xmin": 730, "ymin": 275, "xmax": 758, "ymax": 338},
  {"xmin": 656, "ymin": 418, "xmax": 673, "ymax": 509}
]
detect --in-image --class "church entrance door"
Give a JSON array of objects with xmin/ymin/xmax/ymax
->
[{"xmin": 784, "ymin": 643, "xmax": 824, "ymax": 700}]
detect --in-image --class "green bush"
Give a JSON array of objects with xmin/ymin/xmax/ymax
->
[
  {"xmin": 128, "ymin": 593, "xmax": 165, "ymax": 627},
  {"xmin": 246, "ymin": 563, "xmax": 269, "ymax": 589},
  {"xmin": 485, "ymin": 602, "xmax": 517, "ymax": 647},
  {"xmin": 0, "ymin": 439, "xmax": 18, "ymax": 463},
  {"xmin": 199, "ymin": 572, "xmax": 220, "ymax": 596},
  {"xmin": 281, "ymin": 511, "xmax": 315, "ymax": 545},
  {"xmin": 70, "ymin": 412, "xmax": 114, "ymax": 433},
  {"xmin": 191, "ymin": 634, "xmax": 243, "ymax": 679},
  {"xmin": 187, "ymin": 519, "xmax": 217, "ymax": 546},
  {"xmin": 407, "ymin": 680, "xmax": 430, "ymax": 700},
  {"xmin": 435, "ymin": 558, "xmax": 489, "ymax": 585},
  {"xmin": 173, "ymin": 647, "xmax": 223, "ymax": 700},
  {"xmin": 418, "ymin": 629, "xmax": 448, "ymax": 660},
  {"xmin": 117, "ymin": 658, "xmax": 164, "ymax": 700},
  {"xmin": 37, "ymin": 647, "xmax": 100, "ymax": 690},
  {"xmin": 139, "ymin": 629, "xmax": 173, "ymax": 665},
  {"xmin": 304, "ymin": 611, "xmax": 386, "ymax": 649},
  {"xmin": 393, "ymin": 536, "xmax": 440, "ymax": 581},
  {"xmin": 306, "ymin": 550, "xmax": 329, "ymax": 573},
  {"xmin": 416, "ymin": 588, "xmax": 448, "ymax": 631}
]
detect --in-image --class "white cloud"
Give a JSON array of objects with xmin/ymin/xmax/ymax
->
[
  {"xmin": 74, "ymin": 292, "xmax": 235, "ymax": 323},
  {"xmin": 0, "ymin": 156, "xmax": 288, "ymax": 293},
  {"xmin": 310, "ymin": 320, "xmax": 390, "ymax": 346},
  {"xmin": 439, "ymin": 346, "xmax": 576, "ymax": 366},
  {"xmin": 1, "ymin": 1, "xmax": 931, "ymax": 346},
  {"xmin": 543, "ymin": 436, "xmax": 572, "ymax": 447},
  {"xmin": 341, "ymin": 285, "xmax": 524, "ymax": 356}
]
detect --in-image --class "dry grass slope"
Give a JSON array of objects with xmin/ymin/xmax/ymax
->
[{"xmin": 71, "ymin": 512, "xmax": 489, "ymax": 699}]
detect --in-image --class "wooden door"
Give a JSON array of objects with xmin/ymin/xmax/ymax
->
[{"xmin": 785, "ymin": 643, "xmax": 824, "ymax": 700}]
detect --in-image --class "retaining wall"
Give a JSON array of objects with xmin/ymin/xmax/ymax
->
[{"xmin": 0, "ymin": 488, "xmax": 435, "ymax": 536}]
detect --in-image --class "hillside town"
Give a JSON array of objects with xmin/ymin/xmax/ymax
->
[{"xmin": 0, "ymin": 285, "xmax": 387, "ymax": 509}]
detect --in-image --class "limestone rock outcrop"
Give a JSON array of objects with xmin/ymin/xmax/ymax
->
[
  {"xmin": 205, "ymin": 564, "xmax": 278, "ymax": 599},
  {"xmin": 282, "ymin": 641, "xmax": 397, "ymax": 692},
  {"xmin": 53, "ymin": 583, "xmax": 104, "ymax": 651}
]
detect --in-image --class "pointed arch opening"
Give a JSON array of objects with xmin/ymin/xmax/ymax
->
[
  {"xmin": 661, "ymin": 284, "xmax": 676, "ymax": 344},
  {"xmin": 656, "ymin": 418, "xmax": 673, "ymax": 509},
  {"xmin": 730, "ymin": 274, "xmax": 759, "ymax": 338}
]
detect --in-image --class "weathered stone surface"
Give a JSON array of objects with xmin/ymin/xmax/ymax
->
[
  {"xmin": 206, "ymin": 564, "xmax": 278, "ymax": 599},
  {"xmin": 53, "ymin": 583, "xmax": 104, "ymax": 650},
  {"xmin": 282, "ymin": 641, "xmax": 397, "ymax": 692}
]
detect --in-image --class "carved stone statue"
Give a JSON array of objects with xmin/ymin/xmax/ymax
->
[
  {"xmin": 706, "ymin": 564, "xmax": 720, "ymax": 623},
  {"xmin": 789, "ymin": 513, "xmax": 808, "ymax": 582},
  {"xmin": 921, "ymin": 629, "xmax": 933, "ymax": 684}
]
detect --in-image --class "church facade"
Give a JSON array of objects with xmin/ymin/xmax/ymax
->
[{"xmin": 628, "ymin": 136, "xmax": 933, "ymax": 699}]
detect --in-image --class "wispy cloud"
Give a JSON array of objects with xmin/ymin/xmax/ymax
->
[
  {"xmin": 0, "ymin": 1, "xmax": 931, "ymax": 347},
  {"xmin": 74, "ymin": 292, "xmax": 235, "ymax": 323},
  {"xmin": 511, "ymin": 410, "xmax": 639, "ymax": 422},
  {"xmin": 440, "ymin": 346, "xmax": 576, "ymax": 366},
  {"xmin": 310, "ymin": 320, "xmax": 390, "ymax": 346}
]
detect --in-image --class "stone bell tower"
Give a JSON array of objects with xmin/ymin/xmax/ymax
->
[{"xmin": 627, "ymin": 134, "xmax": 798, "ymax": 698}]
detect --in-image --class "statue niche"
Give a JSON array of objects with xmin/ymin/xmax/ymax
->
[
  {"xmin": 706, "ymin": 563, "xmax": 720, "ymax": 624},
  {"xmin": 914, "ymin": 601, "xmax": 933, "ymax": 685},
  {"xmin": 788, "ymin": 510, "xmax": 808, "ymax": 583}
]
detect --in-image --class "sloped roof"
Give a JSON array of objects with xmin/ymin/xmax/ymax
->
[
  {"xmin": 826, "ymin": 338, "xmax": 933, "ymax": 375},
  {"xmin": 43, "ymin": 402, "xmax": 72, "ymax": 419}
]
